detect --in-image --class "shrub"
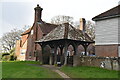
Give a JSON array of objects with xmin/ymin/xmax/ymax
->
[
  {"xmin": 2, "ymin": 47, "xmax": 17, "ymax": 61},
  {"xmin": 2, "ymin": 55, "xmax": 10, "ymax": 61},
  {"xmin": 2, "ymin": 53, "xmax": 10, "ymax": 57},
  {"xmin": 9, "ymin": 54, "xmax": 17, "ymax": 61}
]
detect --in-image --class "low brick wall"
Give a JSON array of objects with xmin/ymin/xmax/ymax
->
[{"xmin": 73, "ymin": 56, "xmax": 120, "ymax": 71}]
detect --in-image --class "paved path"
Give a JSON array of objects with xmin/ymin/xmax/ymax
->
[
  {"xmin": 42, "ymin": 65, "xmax": 71, "ymax": 78},
  {"xmin": 28, "ymin": 64, "xmax": 71, "ymax": 79}
]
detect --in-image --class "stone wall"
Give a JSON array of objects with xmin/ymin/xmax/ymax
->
[{"xmin": 73, "ymin": 56, "xmax": 120, "ymax": 71}]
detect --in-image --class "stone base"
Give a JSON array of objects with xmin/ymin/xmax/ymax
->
[{"xmin": 73, "ymin": 56, "xmax": 120, "ymax": 71}]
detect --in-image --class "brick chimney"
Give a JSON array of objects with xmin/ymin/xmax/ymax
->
[
  {"xmin": 79, "ymin": 18, "xmax": 86, "ymax": 32},
  {"xmin": 34, "ymin": 4, "xmax": 43, "ymax": 22},
  {"xmin": 119, "ymin": 1, "xmax": 120, "ymax": 5}
]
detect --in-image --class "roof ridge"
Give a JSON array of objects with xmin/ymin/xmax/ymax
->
[{"xmin": 63, "ymin": 23, "xmax": 69, "ymax": 39}]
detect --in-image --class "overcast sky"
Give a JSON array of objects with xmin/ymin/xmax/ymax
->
[{"xmin": 0, "ymin": 0, "xmax": 120, "ymax": 38}]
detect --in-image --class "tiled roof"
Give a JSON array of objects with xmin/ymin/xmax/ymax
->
[
  {"xmin": 92, "ymin": 5, "xmax": 120, "ymax": 21},
  {"xmin": 21, "ymin": 21, "xmax": 58, "ymax": 36},
  {"xmin": 21, "ymin": 27, "xmax": 33, "ymax": 36},
  {"xmin": 37, "ymin": 21, "xmax": 58, "ymax": 35},
  {"xmin": 37, "ymin": 23, "xmax": 93, "ymax": 42}
]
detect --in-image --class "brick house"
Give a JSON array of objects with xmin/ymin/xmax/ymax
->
[
  {"xmin": 92, "ymin": 5, "xmax": 120, "ymax": 57},
  {"xmin": 15, "ymin": 5, "xmax": 57, "ymax": 61},
  {"xmin": 15, "ymin": 4, "xmax": 95, "ymax": 61}
]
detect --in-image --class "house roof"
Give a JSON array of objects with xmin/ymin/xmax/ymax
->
[
  {"xmin": 36, "ymin": 23, "xmax": 93, "ymax": 43},
  {"xmin": 21, "ymin": 21, "xmax": 58, "ymax": 36},
  {"xmin": 21, "ymin": 27, "xmax": 33, "ymax": 36},
  {"xmin": 37, "ymin": 21, "xmax": 58, "ymax": 35},
  {"xmin": 92, "ymin": 5, "xmax": 120, "ymax": 21}
]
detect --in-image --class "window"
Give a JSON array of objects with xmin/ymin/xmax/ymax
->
[{"xmin": 20, "ymin": 49, "xmax": 26, "ymax": 55}]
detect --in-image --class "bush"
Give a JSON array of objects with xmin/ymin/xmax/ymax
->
[
  {"xmin": 2, "ymin": 54, "xmax": 17, "ymax": 61},
  {"xmin": 2, "ymin": 53, "xmax": 10, "ymax": 57},
  {"xmin": 2, "ymin": 48, "xmax": 17, "ymax": 61},
  {"xmin": 2, "ymin": 55, "xmax": 10, "ymax": 61},
  {"xmin": 9, "ymin": 54, "xmax": 17, "ymax": 61}
]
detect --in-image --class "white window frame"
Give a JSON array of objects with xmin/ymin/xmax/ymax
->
[{"xmin": 20, "ymin": 49, "xmax": 26, "ymax": 55}]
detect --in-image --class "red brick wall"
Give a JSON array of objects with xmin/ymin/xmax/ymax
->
[
  {"xmin": 25, "ymin": 23, "xmax": 43, "ymax": 61},
  {"xmin": 21, "ymin": 34, "xmax": 28, "ymax": 46},
  {"xmin": 16, "ymin": 5, "xmax": 44, "ymax": 61},
  {"xmin": 15, "ymin": 40, "xmax": 21, "ymax": 57},
  {"xmin": 95, "ymin": 44, "xmax": 118, "ymax": 57}
]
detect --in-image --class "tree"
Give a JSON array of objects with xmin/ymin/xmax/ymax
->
[
  {"xmin": 0, "ymin": 29, "xmax": 23, "ymax": 53},
  {"xmin": 51, "ymin": 15, "xmax": 73, "ymax": 25},
  {"xmin": 0, "ymin": 25, "xmax": 31, "ymax": 53},
  {"xmin": 85, "ymin": 21, "xmax": 95, "ymax": 40},
  {"xmin": 74, "ymin": 20, "xmax": 95, "ymax": 40}
]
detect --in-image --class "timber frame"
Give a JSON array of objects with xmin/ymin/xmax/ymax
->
[{"xmin": 37, "ymin": 39, "xmax": 94, "ymax": 65}]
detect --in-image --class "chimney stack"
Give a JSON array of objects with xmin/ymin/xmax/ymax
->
[
  {"xmin": 34, "ymin": 4, "xmax": 43, "ymax": 22},
  {"xmin": 79, "ymin": 18, "xmax": 86, "ymax": 32},
  {"xmin": 119, "ymin": 1, "xmax": 120, "ymax": 5}
]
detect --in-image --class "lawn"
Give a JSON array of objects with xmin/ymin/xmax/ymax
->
[
  {"xmin": 60, "ymin": 66, "xmax": 120, "ymax": 78},
  {"xmin": 2, "ymin": 61, "xmax": 61, "ymax": 78},
  {"xmin": 2, "ymin": 61, "xmax": 120, "ymax": 79},
  {"xmin": 0, "ymin": 62, "xmax": 2, "ymax": 79}
]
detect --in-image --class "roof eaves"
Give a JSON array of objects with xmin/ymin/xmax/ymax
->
[{"xmin": 92, "ymin": 14, "xmax": 120, "ymax": 21}]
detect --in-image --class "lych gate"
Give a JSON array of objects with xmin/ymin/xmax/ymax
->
[{"xmin": 36, "ymin": 23, "xmax": 94, "ymax": 65}]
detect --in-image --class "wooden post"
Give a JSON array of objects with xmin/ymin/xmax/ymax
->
[
  {"xmin": 41, "ymin": 44, "xmax": 44, "ymax": 64},
  {"xmin": 54, "ymin": 45, "xmax": 57, "ymax": 64},
  {"xmin": 60, "ymin": 47, "xmax": 64, "ymax": 65},
  {"xmin": 49, "ymin": 53, "xmax": 52, "ymax": 65},
  {"xmin": 50, "ymin": 48, "xmax": 55, "ymax": 65},
  {"xmin": 83, "ymin": 43, "xmax": 89, "ymax": 56},
  {"xmin": 74, "ymin": 45, "xmax": 78, "ymax": 55},
  {"xmin": 64, "ymin": 43, "xmax": 68, "ymax": 65},
  {"xmin": 84, "ymin": 46, "xmax": 87, "ymax": 56}
]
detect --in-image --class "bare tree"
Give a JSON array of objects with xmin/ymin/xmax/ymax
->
[
  {"xmin": 86, "ymin": 21, "xmax": 95, "ymax": 40},
  {"xmin": 0, "ymin": 29, "xmax": 23, "ymax": 53},
  {"xmin": 74, "ymin": 20, "xmax": 95, "ymax": 40},
  {"xmin": 0, "ymin": 25, "xmax": 31, "ymax": 53},
  {"xmin": 22, "ymin": 25, "xmax": 31, "ymax": 31},
  {"xmin": 51, "ymin": 15, "xmax": 73, "ymax": 25}
]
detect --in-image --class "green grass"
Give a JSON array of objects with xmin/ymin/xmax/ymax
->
[
  {"xmin": 0, "ymin": 62, "xmax": 2, "ymax": 79},
  {"xmin": 2, "ymin": 61, "xmax": 120, "ymax": 78},
  {"xmin": 2, "ymin": 61, "xmax": 61, "ymax": 78},
  {"xmin": 60, "ymin": 66, "xmax": 120, "ymax": 78}
]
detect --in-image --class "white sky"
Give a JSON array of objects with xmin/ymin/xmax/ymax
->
[{"xmin": 0, "ymin": 0, "xmax": 120, "ymax": 38}]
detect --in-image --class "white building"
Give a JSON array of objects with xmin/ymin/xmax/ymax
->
[{"xmin": 92, "ymin": 5, "xmax": 120, "ymax": 57}]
